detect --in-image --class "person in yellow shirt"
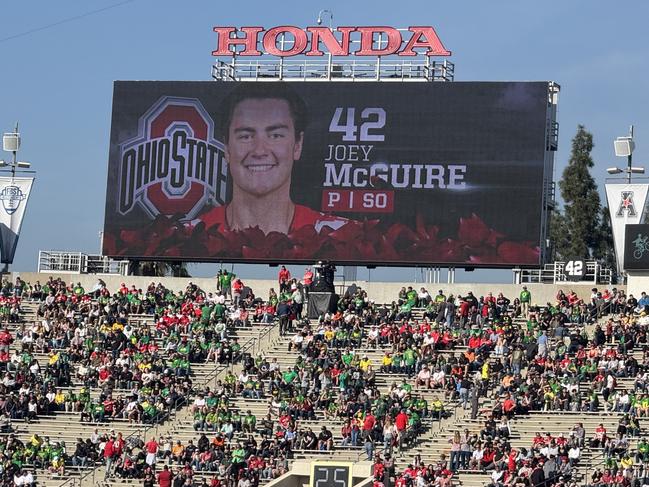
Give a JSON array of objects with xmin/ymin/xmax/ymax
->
[
  {"xmin": 30, "ymin": 434, "xmax": 43, "ymax": 448},
  {"xmin": 54, "ymin": 390, "xmax": 66, "ymax": 408},
  {"xmin": 381, "ymin": 353, "xmax": 393, "ymax": 372},
  {"xmin": 48, "ymin": 351, "xmax": 59, "ymax": 366},
  {"xmin": 138, "ymin": 361, "xmax": 152, "ymax": 372},
  {"xmin": 324, "ymin": 328, "xmax": 335, "ymax": 343},
  {"xmin": 481, "ymin": 362, "xmax": 489, "ymax": 380},
  {"xmin": 620, "ymin": 454, "xmax": 633, "ymax": 469},
  {"xmin": 359, "ymin": 355, "xmax": 372, "ymax": 372},
  {"xmin": 432, "ymin": 399, "xmax": 444, "ymax": 420}
]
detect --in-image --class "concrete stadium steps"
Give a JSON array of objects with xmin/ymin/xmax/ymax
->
[{"xmin": 3, "ymin": 414, "xmax": 150, "ymax": 439}]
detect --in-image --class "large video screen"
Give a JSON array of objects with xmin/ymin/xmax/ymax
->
[{"xmin": 103, "ymin": 81, "xmax": 550, "ymax": 266}]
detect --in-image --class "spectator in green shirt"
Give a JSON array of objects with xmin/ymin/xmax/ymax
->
[
  {"xmin": 243, "ymin": 410, "xmax": 257, "ymax": 433},
  {"xmin": 520, "ymin": 286, "xmax": 531, "ymax": 317},
  {"xmin": 219, "ymin": 270, "xmax": 235, "ymax": 300}
]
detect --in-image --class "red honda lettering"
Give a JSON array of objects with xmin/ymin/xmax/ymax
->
[
  {"xmin": 262, "ymin": 26, "xmax": 308, "ymax": 57},
  {"xmin": 305, "ymin": 27, "xmax": 356, "ymax": 56},
  {"xmin": 212, "ymin": 26, "xmax": 263, "ymax": 56},
  {"xmin": 355, "ymin": 27, "xmax": 402, "ymax": 56},
  {"xmin": 399, "ymin": 26, "xmax": 451, "ymax": 56}
]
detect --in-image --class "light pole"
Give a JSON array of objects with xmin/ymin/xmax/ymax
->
[
  {"xmin": 607, "ymin": 125, "xmax": 644, "ymax": 182},
  {"xmin": 317, "ymin": 9, "xmax": 334, "ymax": 78},
  {"xmin": 316, "ymin": 9, "xmax": 333, "ymax": 29}
]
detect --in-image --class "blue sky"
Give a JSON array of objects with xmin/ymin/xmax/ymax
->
[{"xmin": 1, "ymin": 0, "xmax": 648, "ymax": 283}]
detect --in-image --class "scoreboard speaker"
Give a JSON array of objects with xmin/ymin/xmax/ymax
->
[{"xmin": 307, "ymin": 292, "xmax": 338, "ymax": 319}]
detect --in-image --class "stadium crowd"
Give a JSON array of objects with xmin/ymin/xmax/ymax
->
[
  {"xmin": 0, "ymin": 270, "xmax": 647, "ymax": 487},
  {"xmin": 0, "ymin": 274, "xmax": 284, "ymax": 486}
]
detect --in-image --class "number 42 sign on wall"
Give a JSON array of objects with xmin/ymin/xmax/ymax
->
[
  {"xmin": 311, "ymin": 462, "xmax": 353, "ymax": 487},
  {"xmin": 563, "ymin": 259, "xmax": 586, "ymax": 281}
]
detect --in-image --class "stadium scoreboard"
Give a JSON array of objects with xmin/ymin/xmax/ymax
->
[
  {"xmin": 310, "ymin": 462, "xmax": 353, "ymax": 487},
  {"xmin": 103, "ymin": 81, "xmax": 555, "ymax": 268}
]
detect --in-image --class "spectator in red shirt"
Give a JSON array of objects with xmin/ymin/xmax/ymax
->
[
  {"xmin": 103, "ymin": 437, "xmax": 116, "ymax": 479},
  {"xmin": 363, "ymin": 412, "xmax": 376, "ymax": 435},
  {"xmin": 395, "ymin": 409, "xmax": 409, "ymax": 451},
  {"xmin": 157, "ymin": 465, "xmax": 173, "ymax": 487},
  {"xmin": 278, "ymin": 266, "xmax": 291, "ymax": 292},
  {"xmin": 232, "ymin": 278, "xmax": 244, "ymax": 306},
  {"xmin": 303, "ymin": 267, "xmax": 313, "ymax": 287},
  {"xmin": 0, "ymin": 328, "xmax": 12, "ymax": 354},
  {"xmin": 145, "ymin": 437, "xmax": 158, "ymax": 466},
  {"xmin": 114, "ymin": 433, "xmax": 125, "ymax": 458},
  {"xmin": 502, "ymin": 394, "xmax": 516, "ymax": 419},
  {"xmin": 395, "ymin": 410, "xmax": 408, "ymax": 432}
]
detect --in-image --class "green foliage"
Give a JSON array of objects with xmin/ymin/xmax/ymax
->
[
  {"xmin": 552, "ymin": 125, "xmax": 604, "ymax": 261},
  {"xmin": 548, "ymin": 211, "xmax": 570, "ymax": 261},
  {"xmin": 594, "ymin": 206, "xmax": 617, "ymax": 279}
]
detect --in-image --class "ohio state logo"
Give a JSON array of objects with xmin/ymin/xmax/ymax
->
[{"xmin": 118, "ymin": 96, "xmax": 228, "ymax": 220}]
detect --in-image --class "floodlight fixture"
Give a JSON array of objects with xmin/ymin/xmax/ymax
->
[
  {"xmin": 614, "ymin": 136, "xmax": 635, "ymax": 158},
  {"xmin": 317, "ymin": 9, "xmax": 333, "ymax": 28},
  {"xmin": 2, "ymin": 132, "xmax": 20, "ymax": 153}
]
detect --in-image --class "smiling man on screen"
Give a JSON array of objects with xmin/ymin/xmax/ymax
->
[{"xmin": 194, "ymin": 83, "xmax": 346, "ymax": 235}]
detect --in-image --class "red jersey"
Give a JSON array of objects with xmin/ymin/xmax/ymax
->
[
  {"xmin": 395, "ymin": 412, "xmax": 408, "ymax": 431},
  {"xmin": 192, "ymin": 204, "xmax": 347, "ymax": 233},
  {"xmin": 104, "ymin": 440, "xmax": 115, "ymax": 459},
  {"xmin": 146, "ymin": 440, "xmax": 158, "ymax": 454},
  {"xmin": 303, "ymin": 270, "xmax": 314, "ymax": 285},
  {"xmin": 0, "ymin": 331, "xmax": 12, "ymax": 345},
  {"xmin": 279, "ymin": 269, "xmax": 290, "ymax": 283},
  {"xmin": 158, "ymin": 469, "xmax": 173, "ymax": 487},
  {"xmin": 363, "ymin": 414, "xmax": 376, "ymax": 431}
]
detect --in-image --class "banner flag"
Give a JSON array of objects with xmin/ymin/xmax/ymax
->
[
  {"xmin": 0, "ymin": 177, "xmax": 34, "ymax": 265},
  {"xmin": 605, "ymin": 183, "xmax": 649, "ymax": 271}
]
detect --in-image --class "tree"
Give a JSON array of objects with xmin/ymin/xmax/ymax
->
[
  {"xmin": 594, "ymin": 206, "xmax": 617, "ymax": 280},
  {"xmin": 552, "ymin": 125, "xmax": 602, "ymax": 260},
  {"xmin": 548, "ymin": 211, "xmax": 570, "ymax": 262}
]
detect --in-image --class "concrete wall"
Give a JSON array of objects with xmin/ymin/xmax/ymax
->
[
  {"xmin": 626, "ymin": 272, "xmax": 649, "ymax": 298},
  {"xmin": 12, "ymin": 271, "xmax": 622, "ymax": 306}
]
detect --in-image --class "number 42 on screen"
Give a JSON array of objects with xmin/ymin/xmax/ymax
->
[{"xmin": 329, "ymin": 107, "xmax": 386, "ymax": 142}]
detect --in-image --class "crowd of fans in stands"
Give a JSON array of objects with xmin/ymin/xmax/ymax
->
[
  {"xmin": 1, "ymin": 269, "xmax": 649, "ymax": 487},
  {"xmin": 0, "ymin": 274, "xmax": 278, "ymax": 486}
]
